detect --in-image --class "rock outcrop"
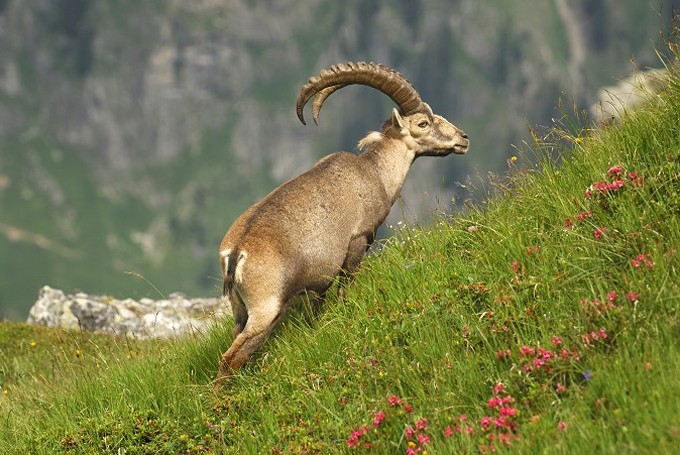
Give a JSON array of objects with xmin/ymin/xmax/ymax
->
[{"xmin": 27, "ymin": 286, "xmax": 229, "ymax": 339}]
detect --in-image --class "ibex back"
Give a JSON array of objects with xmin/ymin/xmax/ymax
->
[{"xmin": 215, "ymin": 62, "xmax": 468, "ymax": 385}]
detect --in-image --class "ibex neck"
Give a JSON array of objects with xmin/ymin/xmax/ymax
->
[{"xmin": 360, "ymin": 134, "xmax": 416, "ymax": 205}]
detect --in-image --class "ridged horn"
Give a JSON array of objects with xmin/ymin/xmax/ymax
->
[{"xmin": 296, "ymin": 61, "xmax": 424, "ymax": 125}]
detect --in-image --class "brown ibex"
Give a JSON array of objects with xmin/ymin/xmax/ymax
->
[{"xmin": 215, "ymin": 62, "xmax": 468, "ymax": 383}]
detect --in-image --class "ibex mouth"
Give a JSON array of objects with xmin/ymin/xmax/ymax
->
[{"xmin": 453, "ymin": 141, "xmax": 470, "ymax": 154}]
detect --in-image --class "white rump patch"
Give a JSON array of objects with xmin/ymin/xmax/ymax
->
[{"xmin": 234, "ymin": 251, "xmax": 247, "ymax": 283}]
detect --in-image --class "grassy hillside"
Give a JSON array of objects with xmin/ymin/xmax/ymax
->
[{"xmin": 1, "ymin": 46, "xmax": 679, "ymax": 455}]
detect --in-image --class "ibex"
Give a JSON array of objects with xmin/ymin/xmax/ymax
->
[{"xmin": 215, "ymin": 62, "xmax": 469, "ymax": 383}]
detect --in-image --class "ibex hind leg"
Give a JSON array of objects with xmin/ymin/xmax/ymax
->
[{"xmin": 216, "ymin": 295, "xmax": 287, "ymax": 382}]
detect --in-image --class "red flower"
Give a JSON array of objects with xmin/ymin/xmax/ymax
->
[
  {"xmin": 626, "ymin": 291, "xmax": 640, "ymax": 302},
  {"xmin": 403, "ymin": 403, "xmax": 413, "ymax": 413},
  {"xmin": 417, "ymin": 433, "xmax": 431, "ymax": 445},
  {"xmin": 373, "ymin": 410, "xmax": 386, "ymax": 428},
  {"xmin": 387, "ymin": 395, "xmax": 402, "ymax": 406},
  {"xmin": 607, "ymin": 165, "xmax": 623, "ymax": 177},
  {"xmin": 444, "ymin": 426, "xmax": 454, "ymax": 438},
  {"xmin": 551, "ymin": 336, "xmax": 563, "ymax": 347},
  {"xmin": 558, "ymin": 421, "xmax": 568, "ymax": 431},
  {"xmin": 415, "ymin": 419, "xmax": 428, "ymax": 431}
]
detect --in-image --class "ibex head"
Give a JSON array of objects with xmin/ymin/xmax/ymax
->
[{"xmin": 296, "ymin": 61, "xmax": 469, "ymax": 157}]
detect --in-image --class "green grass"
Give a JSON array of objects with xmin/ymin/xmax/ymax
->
[{"xmin": 1, "ymin": 44, "xmax": 679, "ymax": 455}]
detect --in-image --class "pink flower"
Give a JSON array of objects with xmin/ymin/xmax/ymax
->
[
  {"xmin": 598, "ymin": 328, "xmax": 608, "ymax": 339},
  {"xmin": 626, "ymin": 291, "xmax": 640, "ymax": 302},
  {"xmin": 488, "ymin": 397, "xmax": 502, "ymax": 408},
  {"xmin": 594, "ymin": 227, "xmax": 609, "ymax": 239},
  {"xmin": 558, "ymin": 421, "xmax": 568, "ymax": 431},
  {"xmin": 500, "ymin": 407, "xmax": 517, "ymax": 417},
  {"xmin": 607, "ymin": 165, "xmax": 623, "ymax": 177},
  {"xmin": 493, "ymin": 383, "xmax": 506, "ymax": 396},
  {"xmin": 403, "ymin": 403, "xmax": 413, "ymax": 413},
  {"xmin": 418, "ymin": 433, "xmax": 431, "ymax": 445},
  {"xmin": 373, "ymin": 410, "xmax": 386, "ymax": 428},
  {"xmin": 387, "ymin": 395, "xmax": 402, "ymax": 406},
  {"xmin": 512, "ymin": 260, "xmax": 519, "ymax": 273},
  {"xmin": 481, "ymin": 416, "xmax": 493, "ymax": 429},
  {"xmin": 551, "ymin": 336, "xmax": 563, "ymax": 346},
  {"xmin": 556, "ymin": 383, "xmax": 568, "ymax": 394},
  {"xmin": 347, "ymin": 426, "xmax": 368, "ymax": 448},
  {"xmin": 519, "ymin": 345, "xmax": 535, "ymax": 357},
  {"xmin": 465, "ymin": 425, "xmax": 474, "ymax": 434},
  {"xmin": 444, "ymin": 426, "xmax": 454, "ymax": 438},
  {"xmin": 406, "ymin": 448, "xmax": 416, "ymax": 455},
  {"xmin": 405, "ymin": 426, "xmax": 415, "ymax": 439},
  {"xmin": 607, "ymin": 291, "xmax": 617, "ymax": 302},
  {"xmin": 415, "ymin": 419, "xmax": 428, "ymax": 431}
]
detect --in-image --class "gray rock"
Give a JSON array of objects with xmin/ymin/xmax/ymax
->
[{"xmin": 27, "ymin": 286, "xmax": 229, "ymax": 339}]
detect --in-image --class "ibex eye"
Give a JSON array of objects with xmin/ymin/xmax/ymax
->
[{"xmin": 418, "ymin": 120, "xmax": 429, "ymax": 128}]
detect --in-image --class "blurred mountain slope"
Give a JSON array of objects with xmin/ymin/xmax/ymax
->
[{"xmin": 0, "ymin": 0, "xmax": 677, "ymax": 319}]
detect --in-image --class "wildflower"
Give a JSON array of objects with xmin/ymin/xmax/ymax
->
[
  {"xmin": 607, "ymin": 165, "xmax": 623, "ymax": 177},
  {"xmin": 347, "ymin": 426, "xmax": 368, "ymax": 448},
  {"xmin": 556, "ymin": 383, "xmax": 568, "ymax": 394},
  {"xmin": 496, "ymin": 349, "xmax": 511, "ymax": 360},
  {"xmin": 583, "ymin": 370, "xmax": 591, "ymax": 381},
  {"xmin": 405, "ymin": 426, "xmax": 415, "ymax": 439},
  {"xmin": 465, "ymin": 425, "xmax": 474, "ymax": 435},
  {"xmin": 645, "ymin": 362, "xmax": 652, "ymax": 371},
  {"xmin": 406, "ymin": 448, "xmax": 416, "ymax": 455},
  {"xmin": 500, "ymin": 407, "xmax": 517, "ymax": 417},
  {"xmin": 444, "ymin": 426, "xmax": 454, "ymax": 438},
  {"xmin": 29, "ymin": 341, "xmax": 37, "ymax": 348},
  {"xmin": 626, "ymin": 291, "xmax": 640, "ymax": 302},
  {"xmin": 404, "ymin": 403, "xmax": 413, "ymax": 413},
  {"xmin": 598, "ymin": 328, "xmax": 608, "ymax": 339},
  {"xmin": 607, "ymin": 291, "xmax": 617, "ymax": 302},
  {"xmin": 512, "ymin": 260, "xmax": 519, "ymax": 273},
  {"xmin": 493, "ymin": 383, "xmax": 506, "ymax": 396},
  {"xmin": 373, "ymin": 410, "xmax": 386, "ymax": 428},
  {"xmin": 481, "ymin": 416, "xmax": 493, "ymax": 429},
  {"xmin": 415, "ymin": 419, "xmax": 428, "ymax": 431},
  {"xmin": 387, "ymin": 395, "xmax": 402, "ymax": 406},
  {"xmin": 488, "ymin": 397, "xmax": 502, "ymax": 408},
  {"xmin": 3, "ymin": 389, "xmax": 8, "ymax": 396},
  {"xmin": 551, "ymin": 336, "xmax": 563, "ymax": 347},
  {"xmin": 558, "ymin": 421, "xmax": 568, "ymax": 431},
  {"xmin": 418, "ymin": 433, "xmax": 431, "ymax": 445},
  {"xmin": 593, "ymin": 227, "xmax": 609, "ymax": 239},
  {"xmin": 576, "ymin": 210, "xmax": 593, "ymax": 222},
  {"xmin": 510, "ymin": 156, "xmax": 517, "ymax": 163},
  {"xmin": 519, "ymin": 345, "xmax": 536, "ymax": 357},
  {"xmin": 565, "ymin": 218, "xmax": 574, "ymax": 229}
]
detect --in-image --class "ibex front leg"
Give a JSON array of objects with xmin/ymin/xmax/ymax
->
[{"xmin": 338, "ymin": 235, "xmax": 370, "ymax": 300}]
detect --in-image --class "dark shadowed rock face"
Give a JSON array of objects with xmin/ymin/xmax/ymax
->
[{"xmin": 27, "ymin": 286, "xmax": 230, "ymax": 339}]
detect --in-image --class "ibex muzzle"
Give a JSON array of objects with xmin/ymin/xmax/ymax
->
[{"xmin": 215, "ymin": 62, "xmax": 468, "ymax": 386}]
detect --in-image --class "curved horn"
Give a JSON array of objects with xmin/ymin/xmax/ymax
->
[{"xmin": 296, "ymin": 61, "xmax": 424, "ymax": 125}]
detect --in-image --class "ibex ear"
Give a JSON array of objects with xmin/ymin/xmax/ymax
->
[{"xmin": 391, "ymin": 108, "xmax": 405, "ymax": 130}]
